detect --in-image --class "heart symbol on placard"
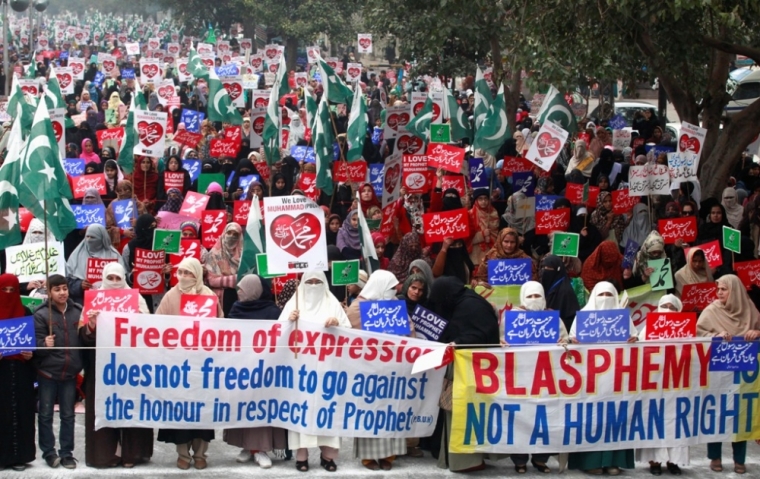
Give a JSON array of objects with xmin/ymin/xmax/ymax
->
[
  {"xmin": 179, "ymin": 63, "xmax": 188, "ymax": 75},
  {"xmin": 308, "ymin": 49, "xmax": 317, "ymax": 58},
  {"xmin": 269, "ymin": 213, "xmax": 322, "ymax": 257},
  {"xmin": 254, "ymin": 97, "xmax": 268, "ymax": 108},
  {"xmin": 52, "ymin": 121, "xmax": 63, "ymax": 142},
  {"xmin": 484, "ymin": 71, "xmax": 492, "ymax": 82},
  {"xmin": 413, "ymin": 102, "xmax": 424, "ymax": 116},
  {"xmin": 21, "ymin": 86, "xmax": 37, "ymax": 96},
  {"xmin": 269, "ymin": 63, "xmax": 279, "ymax": 73},
  {"xmin": 158, "ymin": 85, "xmax": 174, "ymax": 99},
  {"xmin": 223, "ymin": 82, "xmax": 242, "ymax": 100},
  {"xmin": 265, "ymin": 48, "xmax": 278, "ymax": 59},
  {"xmin": 327, "ymin": 61, "xmax": 337, "ymax": 69},
  {"xmin": 222, "ymin": 54, "xmax": 231, "ymax": 63},
  {"xmin": 75, "ymin": 32, "xmax": 84, "ymax": 41},
  {"xmin": 241, "ymin": 41, "xmax": 251, "ymax": 50},
  {"xmin": 385, "ymin": 164, "xmax": 400, "ymax": 193},
  {"xmin": 149, "ymin": 40, "xmax": 158, "ymax": 50},
  {"xmin": 137, "ymin": 121, "xmax": 164, "ymax": 147},
  {"xmin": 250, "ymin": 57, "xmax": 262, "ymax": 68},
  {"xmin": 253, "ymin": 117, "xmax": 265, "ymax": 135},
  {"xmin": 39, "ymin": 39, "xmax": 48, "ymax": 47},
  {"xmin": 679, "ymin": 134, "xmax": 701, "ymax": 154},
  {"xmin": 57, "ymin": 73, "xmax": 72, "ymax": 89},
  {"xmin": 296, "ymin": 76, "xmax": 307, "ymax": 87},
  {"xmin": 164, "ymin": 56, "xmax": 175, "ymax": 65},
  {"xmin": 201, "ymin": 58, "xmax": 214, "ymax": 68},
  {"xmin": 168, "ymin": 45, "xmax": 179, "ymax": 55},
  {"xmin": 359, "ymin": 37, "xmax": 371, "ymax": 49},
  {"xmin": 397, "ymin": 134, "xmax": 423, "ymax": 154},
  {"xmin": 142, "ymin": 64, "xmax": 158, "ymax": 78},
  {"xmin": 118, "ymin": 34, "xmax": 127, "ymax": 43},
  {"xmin": 536, "ymin": 132, "xmax": 561, "ymax": 158},
  {"xmin": 387, "ymin": 113, "xmax": 410, "ymax": 130},
  {"xmin": 153, "ymin": 51, "xmax": 164, "ymax": 59},
  {"xmin": 71, "ymin": 62, "xmax": 83, "ymax": 75},
  {"xmin": 348, "ymin": 67, "xmax": 360, "ymax": 78},
  {"xmin": 102, "ymin": 60, "xmax": 115, "ymax": 72},
  {"xmin": 172, "ymin": 34, "xmax": 179, "ymax": 42}
]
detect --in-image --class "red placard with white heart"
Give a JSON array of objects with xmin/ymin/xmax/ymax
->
[
  {"xmin": 357, "ymin": 34, "xmax": 373, "ymax": 53},
  {"xmin": 422, "ymin": 208, "xmax": 470, "ymax": 243},
  {"xmin": 180, "ymin": 294, "xmax": 218, "ymax": 317},
  {"xmin": 55, "ymin": 67, "xmax": 74, "ymax": 94},
  {"xmin": 134, "ymin": 109, "xmax": 167, "ymax": 157},
  {"xmin": 201, "ymin": 210, "xmax": 226, "ymax": 249},
  {"xmin": 535, "ymin": 208, "xmax": 571, "ymax": 235},
  {"xmin": 71, "ymin": 174, "xmax": 107, "ymax": 199},
  {"xmin": 525, "ymin": 121, "xmax": 569, "ymax": 172},
  {"xmin": 179, "ymin": 191, "xmax": 210, "ymax": 218},
  {"xmin": 658, "ymin": 217, "xmax": 697, "ymax": 244},
  {"xmin": 685, "ymin": 241, "xmax": 723, "ymax": 269},
  {"xmin": 332, "ymin": 160, "xmax": 368, "ymax": 183},
  {"xmin": 426, "ymin": 143, "xmax": 465, "ymax": 173},
  {"xmin": 263, "ymin": 196, "xmax": 328, "ymax": 274}
]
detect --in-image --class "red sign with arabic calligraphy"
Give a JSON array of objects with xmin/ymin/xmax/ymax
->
[
  {"xmin": 441, "ymin": 175, "xmax": 466, "ymax": 198},
  {"xmin": 71, "ymin": 174, "xmax": 106, "ymax": 198},
  {"xmin": 133, "ymin": 248, "xmax": 165, "ymax": 295},
  {"xmin": 209, "ymin": 138, "xmax": 239, "ymax": 158},
  {"xmin": 173, "ymin": 130, "xmax": 202, "ymax": 149},
  {"xmin": 168, "ymin": 239, "xmax": 202, "ymax": 286},
  {"xmin": 224, "ymin": 125, "xmax": 243, "ymax": 147},
  {"xmin": 645, "ymin": 312, "xmax": 697, "ymax": 339},
  {"xmin": 611, "ymin": 189, "xmax": 640, "ymax": 215},
  {"xmin": 501, "ymin": 156, "xmax": 534, "ymax": 177},
  {"xmin": 680, "ymin": 283, "xmax": 718, "ymax": 312},
  {"xmin": 82, "ymin": 288, "xmax": 140, "ymax": 323},
  {"xmin": 233, "ymin": 200, "xmax": 251, "ymax": 226},
  {"xmin": 332, "ymin": 160, "xmax": 367, "ymax": 183},
  {"xmin": 535, "ymin": 208, "xmax": 571, "ymax": 235},
  {"xmin": 252, "ymin": 160, "xmax": 271, "ymax": 186},
  {"xmin": 380, "ymin": 203, "xmax": 397, "ymax": 238},
  {"xmin": 272, "ymin": 273, "xmax": 299, "ymax": 295},
  {"xmin": 201, "ymin": 210, "xmax": 226, "ymax": 249},
  {"xmin": 95, "ymin": 127, "xmax": 125, "ymax": 149},
  {"xmin": 658, "ymin": 217, "xmax": 697, "ymax": 244},
  {"xmin": 422, "ymin": 208, "xmax": 470, "ymax": 243},
  {"xmin": 736, "ymin": 260, "xmax": 760, "ymax": 290},
  {"xmin": 685, "ymin": 241, "xmax": 723, "ymax": 269},
  {"xmin": 297, "ymin": 172, "xmax": 320, "ymax": 201},
  {"xmin": 426, "ymin": 143, "xmax": 465, "ymax": 173},
  {"xmin": 180, "ymin": 294, "xmax": 218, "ymax": 317}
]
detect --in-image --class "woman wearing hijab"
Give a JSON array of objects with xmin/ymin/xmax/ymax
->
[
  {"xmin": 122, "ymin": 214, "xmax": 158, "ymax": 297},
  {"xmin": 564, "ymin": 140, "xmax": 595, "ymax": 178},
  {"xmin": 591, "ymin": 149, "xmax": 622, "ymax": 189},
  {"xmin": 205, "ymin": 223, "xmax": 243, "ymax": 315},
  {"xmin": 270, "ymin": 173, "xmax": 290, "ymax": 196},
  {"xmin": 225, "ymin": 275, "xmax": 286, "ymax": 469},
  {"xmin": 106, "ymin": 180, "xmax": 147, "ymax": 251},
  {"xmin": 371, "ymin": 232, "xmax": 390, "ymax": 269},
  {"xmin": 631, "ymin": 231, "xmax": 667, "ymax": 284},
  {"xmin": 132, "ymin": 157, "xmax": 159, "ymax": 212},
  {"xmin": 388, "ymin": 232, "xmax": 428, "ymax": 284},
  {"xmin": 674, "ymin": 248, "xmax": 712, "ymax": 296},
  {"xmin": 278, "ymin": 271, "xmax": 351, "ymax": 472},
  {"xmin": 697, "ymin": 275, "xmax": 760, "ymax": 474},
  {"xmin": 359, "ymin": 183, "xmax": 382, "ymax": 215},
  {"xmin": 66, "ymin": 224, "xmax": 127, "ymax": 305},
  {"xmin": 468, "ymin": 189, "xmax": 500, "ymax": 266},
  {"xmin": 79, "ymin": 263, "xmax": 152, "ymax": 468},
  {"xmin": 581, "ymin": 240, "xmax": 625, "ymax": 291},
  {"xmin": 336, "ymin": 210, "xmax": 362, "ymax": 260},
  {"xmin": 156, "ymin": 155, "xmax": 192, "ymax": 200},
  {"xmin": 156, "ymin": 258, "xmax": 221, "ymax": 470},
  {"xmin": 590, "ymin": 191, "xmax": 627, "ymax": 243},
  {"xmin": 540, "ymin": 255, "xmax": 580, "ymax": 330},
  {"xmin": 0, "ymin": 274, "xmax": 36, "ymax": 472},
  {"xmin": 513, "ymin": 129, "xmax": 527, "ymax": 156},
  {"xmin": 568, "ymin": 281, "xmax": 637, "ymax": 475},
  {"xmin": 399, "ymin": 273, "xmax": 429, "ymax": 317},
  {"xmin": 429, "ymin": 276, "xmax": 500, "ymax": 472},
  {"xmin": 82, "ymin": 187, "xmax": 104, "ymax": 206},
  {"xmin": 80, "ymin": 138, "xmax": 101, "ymax": 164},
  {"xmin": 501, "ymin": 191, "xmax": 536, "ymax": 235},
  {"xmin": 229, "ymin": 158, "xmax": 257, "ymax": 199},
  {"xmin": 620, "ymin": 202, "xmax": 651, "ymax": 249},
  {"xmin": 325, "ymin": 214, "xmax": 341, "ymax": 246},
  {"xmin": 158, "ymin": 188, "xmax": 184, "ymax": 214},
  {"xmin": 722, "ymin": 187, "xmax": 744, "ymax": 229},
  {"xmin": 473, "ymin": 227, "xmax": 536, "ymax": 284}
]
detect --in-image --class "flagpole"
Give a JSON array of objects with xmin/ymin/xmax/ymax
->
[
  {"xmin": 294, "ymin": 273, "xmax": 299, "ymax": 358},
  {"xmin": 43, "ymin": 200, "xmax": 52, "ymax": 336}
]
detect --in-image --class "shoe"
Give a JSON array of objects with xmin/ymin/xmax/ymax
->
[
  {"xmin": 515, "ymin": 464, "xmax": 528, "ymax": 474},
  {"xmin": 45, "ymin": 455, "xmax": 61, "ymax": 468},
  {"xmin": 363, "ymin": 460, "xmax": 380, "ymax": 470},
  {"xmin": 650, "ymin": 463, "xmax": 662, "ymax": 476},
  {"xmin": 735, "ymin": 463, "xmax": 747, "ymax": 474},
  {"xmin": 379, "ymin": 459, "xmax": 392, "ymax": 471},
  {"xmin": 405, "ymin": 446, "xmax": 424, "ymax": 458},
  {"xmin": 254, "ymin": 452, "xmax": 272, "ymax": 469},
  {"xmin": 585, "ymin": 468, "xmax": 604, "ymax": 475},
  {"xmin": 606, "ymin": 466, "xmax": 622, "ymax": 476},
  {"xmin": 236, "ymin": 450, "xmax": 252, "ymax": 463},
  {"xmin": 295, "ymin": 460, "xmax": 309, "ymax": 472},
  {"xmin": 666, "ymin": 463, "xmax": 681, "ymax": 475},
  {"xmin": 176, "ymin": 458, "xmax": 191, "ymax": 470},
  {"xmin": 194, "ymin": 458, "xmax": 207, "ymax": 470},
  {"xmin": 532, "ymin": 459, "xmax": 551, "ymax": 473},
  {"xmin": 60, "ymin": 456, "xmax": 78, "ymax": 469},
  {"xmin": 11, "ymin": 464, "xmax": 26, "ymax": 471},
  {"xmin": 320, "ymin": 455, "xmax": 337, "ymax": 472},
  {"xmin": 710, "ymin": 459, "xmax": 723, "ymax": 472},
  {"xmin": 457, "ymin": 462, "xmax": 486, "ymax": 472}
]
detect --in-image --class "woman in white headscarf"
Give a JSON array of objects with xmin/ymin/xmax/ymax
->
[
  {"xmin": 278, "ymin": 271, "xmax": 350, "ymax": 472},
  {"xmin": 22, "ymin": 218, "xmax": 56, "ymax": 292},
  {"xmin": 66, "ymin": 224, "xmax": 127, "ymax": 305},
  {"xmin": 722, "ymin": 187, "xmax": 744, "ymax": 229},
  {"xmin": 344, "ymin": 270, "xmax": 407, "ymax": 471}
]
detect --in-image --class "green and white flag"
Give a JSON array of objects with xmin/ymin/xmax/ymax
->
[
  {"xmin": 314, "ymin": 95, "xmax": 335, "ymax": 196},
  {"xmin": 44, "ymin": 65, "xmax": 66, "ymax": 110},
  {"xmin": 303, "ymin": 85, "xmax": 318, "ymax": 131},
  {"xmin": 7, "ymin": 75, "xmax": 34, "ymax": 135},
  {"xmin": 474, "ymin": 66, "xmax": 492, "ymax": 130},
  {"xmin": 723, "ymin": 225, "xmax": 741, "ymax": 254},
  {"xmin": 152, "ymin": 229, "xmax": 181, "ymax": 253},
  {"xmin": 444, "ymin": 86, "xmax": 472, "ymax": 141},
  {"xmin": 20, "ymin": 101, "xmax": 72, "ymax": 202},
  {"xmin": 536, "ymin": 85, "xmax": 578, "ymax": 134},
  {"xmin": 207, "ymin": 67, "xmax": 243, "ymax": 125},
  {"xmin": 406, "ymin": 95, "xmax": 433, "ymax": 142},
  {"xmin": 473, "ymin": 83, "xmax": 509, "ymax": 156},
  {"xmin": 0, "ymin": 121, "xmax": 24, "ymax": 248},
  {"xmin": 331, "ymin": 259, "xmax": 360, "ymax": 286},
  {"xmin": 262, "ymin": 54, "xmax": 288, "ymax": 166},
  {"xmin": 118, "ymin": 95, "xmax": 137, "ymax": 174},
  {"xmin": 356, "ymin": 191, "xmax": 379, "ymax": 273},
  {"xmin": 187, "ymin": 48, "xmax": 209, "ymax": 81},
  {"xmin": 317, "ymin": 55, "xmax": 353, "ymax": 105},
  {"xmin": 238, "ymin": 194, "xmax": 266, "ymax": 280},
  {"xmin": 346, "ymin": 84, "xmax": 367, "ymax": 162}
]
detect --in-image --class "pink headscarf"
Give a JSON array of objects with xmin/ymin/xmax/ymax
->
[{"xmin": 80, "ymin": 139, "xmax": 101, "ymax": 164}]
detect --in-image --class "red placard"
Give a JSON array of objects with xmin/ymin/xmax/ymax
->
[
  {"xmin": 332, "ymin": 160, "xmax": 368, "ymax": 183},
  {"xmin": 224, "ymin": 125, "xmax": 243, "ymax": 147},
  {"xmin": 86, "ymin": 258, "xmax": 117, "ymax": 284},
  {"xmin": 272, "ymin": 273, "xmax": 299, "ymax": 295},
  {"xmin": 179, "ymin": 294, "xmax": 218, "ymax": 317},
  {"xmin": 209, "ymin": 138, "xmax": 240, "ymax": 158},
  {"xmin": 681, "ymin": 282, "xmax": 718, "ymax": 312},
  {"xmin": 565, "ymin": 183, "xmax": 584, "ymax": 205},
  {"xmin": 658, "ymin": 217, "xmax": 697, "ymax": 244},
  {"xmin": 252, "ymin": 160, "xmax": 271, "ymax": 186},
  {"xmin": 535, "ymin": 208, "xmax": 571, "ymax": 235},
  {"xmin": 173, "ymin": 130, "xmax": 202, "ymax": 149},
  {"xmin": 179, "ymin": 191, "xmax": 210, "ymax": 218},
  {"xmin": 18, "ymin": 208, "xmax": 33, "ymax": 232},
  {"xmin": 95, "ymin": 127, "xmax": 125, "ymax": 149},
  {"xmin": 380, "ymin": 203, "xmax": 397, "ymax": 238},
  {"xmin": 441, "ymin": 175, "xmax": 466, "ymax": 198},
  {"xmin": 422, "ymin": 208, "xmax": 470, "ymax": 243},
  {"xmin": 297, "ymin": 172, "xmax": 320, "ymax": 201},
  {"xmin": 577, "ymin": 132, "xmax": 590, "ymax": 147},
  {"xmin": 645, "ymin": 312, "xmax": 697, "ymax": 340},
  {"xmin": 501, "ymin": 156, "xmax": 534, "ymax": 177},
  {"xmin": 133, "ymin": 248, "xmax": 165, "ymax": 295},
  {"xmin": 82, "ymin": 288, "xmax": 140, "ymax": 323},
  {"xmin": 71, "ymin": 174, "xmax": 107, "ymax": 198},
  {"xmin": 201, "ymin": 210, "xmax": 226, "ymax": 249},
  {"xmin": 163, "ymin": 171, "xmax": 185, "ymax": 192},
  {"xmin": 585, "ymin": 186, "xmax": 600, "ymax": 209},
  {"xmin": 168, "ymin": 239, "xmax": 202, "ymax": 287},
  {"xmin": 685, "ymin": 241, "xmax": 723, "ymax": 269},
  {"xmin": 736, "ymin": 260, "xmax": 760, "ymax": 290},
  {"xmin": 611, "ymin": 189, "xmax": 640, "ymax": 215},
  {"xmin": 426, "ymin": 143, "xmax": 465, "ymax": 173},
  {"xmin": 402, "ymin": 154, "xmax": 429, "ymax": 194},
  {"xmin": 233, "ymin": 200, "xmax": 250, "ymax": 226}
]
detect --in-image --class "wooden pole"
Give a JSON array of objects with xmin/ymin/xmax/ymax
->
[
  {"xmin": 43, "ymin": 200, "xmax": 52, "ymax": 336},
  {"xmin": 294, "ymin": 273, "xmax": 299, "ymax": 358}
]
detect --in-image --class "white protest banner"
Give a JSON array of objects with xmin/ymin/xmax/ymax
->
[
  {"xmin": 345, "ymin": 62, "xmax": 362, "ymax": 83},
  {"xmin": 667, "ymin": 152, "xmax": 700, "ymax": 182},
  {"xmin": 94, "ymin": 314, "xmax": 444, "ymax": 435},
  {"xmin": 148, "ymin": 37, "xmax": 161, "ymax": 51},
  {"xmin": 678, "ymin": 121, "xmax": 707, "ymax": 162},
  {"xmin": 197, "ymin": 42, "xmax": 214, "ymax": 55},
  {"xmin": 250, "ymin": 89, "xmax": 270, "ymax": 109},
  {"xmin": 450, "ymin": 341, "xmax": 760, "ymax": 454},
  {"xmin": 156, "ymin": 79, "xmax": 175, "ymax": 106},
  {"xmin": 5, "ymin": 241, "xmax": 66, "ymax": 283},
  {"xmin": 612, "ymin": 129, "xmax": 631, "ymax": 151},
  {"xmin": 381, "ymin": 150, "xmax": 403, "ymax": 208},
  {"xmin": 648, "ymin": 164, "xmax": 671, "ymax": 195},
  {"xmin": 357, "ymin": 34, "xmax": 373, "ymax": 53},
  {"xmin": 526, "ymin": 121, "xmax": 569, "ymax": 172},
  {"xmin": 134, "ymin": 109, "xmax": 167, "ymax": 157},
  {"xmin": 263, "ymin": 195, "xmax": 329, "ymax": 274},
  {"xmin": 50, "ymin": 108, "xmax": 66, "ymax": 157},
  {"xmin": 139, "ymin": 58, "xmax": 161, "ymax": 84}
]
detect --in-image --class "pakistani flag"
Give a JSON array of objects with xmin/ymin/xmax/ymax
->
[
  {"xmin": 406, "ymin": 95, "xmax": 433, "ymax": 141},
  {"xmin": 0, "ymin": 121, "xmax": 24, "ymax": 248},
  {"xmin": 444, "ymin": 86, "xmax": 472, "ymax": 141},
  {"xmin": 133, "ymin": 75, "xmax": 148, "ymax": 110},
  {"xmin": 204, "ymin": 23, "xmax": 216, "ymax": 44},
  {"xmin": 21, "ymin": 101, "xmax": 73, "ymax": 201},
  {"xmin": 262, "ymin": 54, "xmax": 288, "ymax": 165},
  {"xmin": 207, "ymin": 67, "xmax": 243, "ymax": 124},
  {"xmin": 187, "ymin": 48, "xmax": 209, "ymax": 81},
  {"xmin": 346, "ymin": 85, "xmax": 367, "ymax": 162},
  {"xmin": 303, "ymin": 86, "xmax": 318, "ymax": 131},
  {"xmin": 474, "ymin": 66, "xmax": 492, "ymax": 130},
  {"xmin": 237, "ymin": 194, "xmax": 266, "ymax": 281},
  {"xmin": 118, "ymin": 95, "xmax": 138, "ymax": 174},
  {"xmin": 44, "ymin": 65, "xmax": 66, "ymax": 110},
  {"xmin": 24, "ymin": 61, "xmax": 36, "ymax": 79},
  {"xmin": 317, "ymin": 55, "xmax": 353, "ymax": 104},
  {"xmin": 536, "ymin": 85, "xmax": 578, "ymax": 134},
  {"xmin": 473, "ymin": 83, "xmax": 509, "ymax": 156},
  {"xmin": 356, "ymin": 192, "xmax": 379, "ymax": 273},
  {"xmin": 7, "ymin": 75, "xmax": 34, "ymax": 135},
  {"xmin": 314, "ymin": 95, "xmax": 335, "ymax": 196}
]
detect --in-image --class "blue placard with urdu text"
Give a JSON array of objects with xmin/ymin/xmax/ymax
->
[
  {"xmin": 359, "ymin": 300, "xmax": 411, "ymax": 336},
  {"xmin": 575, "ymin": 309, "xmax": 630, "ymax": 343},
  {"xmin": 487, "ymin": 258, "xmax": 533, "ymax": 286},
  {"xmin": 504, "ymin": 310, "xmax": 560, "ymax": 345}
]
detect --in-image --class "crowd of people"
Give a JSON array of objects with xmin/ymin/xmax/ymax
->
[{"xmin": 2, "ymin": 11, "xmax": 760, "ymax": 477}]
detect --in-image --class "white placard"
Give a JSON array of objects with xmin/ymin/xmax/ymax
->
[
  {"xmin": 381, "ymin": 150, "xmax": 403, "ymax": 208},
  {"xmin": 678, "ymin": 121, "xmax": 707, "ymax": 162},
  {"xmin": 263, "ymin": 196, "xmax": 328, "ymax": 274},
  {"xmin": 134, "ymin": 109, "xmax": 168, "ymax": 157},
  {"xmin": 525, "ymin": 121, "xmax": 569, "ymax": 172},
  {"xmin": 357, "ymin": 34, "xmax": 373, "ymax": 53},
  {"xmin": 5, "ymin": 241, "xmax": 66, "ymax": 283}
]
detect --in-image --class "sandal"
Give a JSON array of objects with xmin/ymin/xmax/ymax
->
[
  {"xmin": 666, "ymin": 463, "xmax": 681, "ymax": 475},
  {"xmin": 532, "ymin": 459, "xmax": 551, "ymax": 473},
  {"xmin": 320, "ymin": 455, "xmax": 337, "ymax": 472},
  {"xmin": 515, "ymin": 464, "xmax": 527, "ymax": 474},
  {"xmin": 362, "ymin": 460, "xmax": 380, "ymax": 471},
  {"xmin": 735, "ymin": 463, "xmax": 746, "ymax": 474},
  {"xmin": 710, "ymin": 459, "xmax": 723, "ymax": 472},
  {"xmin": 379, "ymin": 459, "xmax": 392, "ymax": 471},
  {"xmin": 295, "ymin": 460, "xmax": 309, "ymax": 472}
]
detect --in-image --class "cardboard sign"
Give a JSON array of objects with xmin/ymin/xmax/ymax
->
[
  {"xmin": 72, "ymin": 204, "xmax": 106, "ymax": 229},
  {"xmin": 271, "ymin": 273, "xmax": 299, "ymax": 295},
  {"xmin": 723, "ymin": 226, "xmax": 741, "ymax": 254},
  {"xmin": 296, "ymin": 172, "xmax": 319, "ymax": 202},
  {"xmin": 152, "ymin": 229, "xmax": 181, "ymax": 254},
  {"xmin": 180, "ymin": 294, "xmax": 218, "ymax": 318},
  {"xmin": 71, "ymin": 174, "xmax": 106, "ymax": 198},
  {"xmin": 685, "ymin": 241, "xmax": 723, "ymax": 268},
  {"xmin": 422, "ymin": 208, "xmax": 470, "ymax": 243},
  {"xmin": 139, "ymin": 58, "xmax": 162, "ymax": 84},
  {"xmin": 179, "ymin": 191, "xmax": 210, "ymax": 218},
  {"xmin": 209, "ymin": 138, "xmax": 239, "ymax": 158},
  {"xmin": 163, "ymin": 171, "xmax": 186, "ymax": 192},
  {"xmin": 64, "ymin": 158, "xmax": 85, "ymax": 177},
  {"xmin": 525, "ymin": 121, "xmax": 569, "ymax": 172},
  {"xmin": 82, "ymin": 289, "xmax": 140, "ymax": 323},
  {"xmin": 487, "ymin": 258, "xmax": 533, "ymax": 285},
  {"xmin": 611, "ymin": 189, "xmax": 640, "ymax": 215},
  {"xmin": 357, "ymin": 33, "xmax": 373, "ymax": 54},
  {"xmin": 201, "ymin": 210, "xmax": 226, "ymax": 249},
  {"xmin": 410, "ymin": 305, "xmax": 448, "ymax": 342},
  {"xmin": 535, "ymin": 208, "xmax": 571, "ymax": 235},
  {"xmin": 575, "ymin": 309, "xmax": 630, "ymax": 343},
  {"xmin": 381, "ymin": 152, "xmax": 403, "ymax": 208},
  {"xmin": 233, "ymin": 200, "xmax": 251, "ymax": 226},
  {"xmin": 384, "ymin": 104, "xmax": 410, "ymax": 140},
  {"xmin": 440, "ymin": 175, "xmax": 466, "ymax": 198},
  {"xmin": 332, "ymin": 160, "xmax": 367, "ymax": 184},
  {"xmin": 360, "ymin": 300, "xmax": 410, "ymax": 335},
  {"xmin": 658, "ymin": 217, "xmax": 697, "ymax": 244},
  {"xmin": 134, "ymin": 109, "xmax": 167, "ymax": 157},
  {"xmin": 667, "ymin": 152, "xmax": 699, "ymax": 182},
  {"xmin": 133, "ymin": 248, "xmax": 165, "ymax": 295},
  {"xmin": 513, "ymin": 171, "xmax": 536, "ymax": 197},
  {"xmin": 426, "ymin": 143, "xmax": 465, "ymax": 173},
  {"xmin": 709, "ymin": 338, "xmax": 758, "ymax": 372},
  {"xmin": 504, "ymin": 310, "xmax": 561, "ymax": 345},
  {"xmin": 96, "ymin": 127, "xmax": 125, "ymax": 149},
  {"xmin": 263, "ymin": 196, "xmax": 328, "ymax": 274},
  {"xmin": 501, "ymin": 156, "xmax": 534, "ymax": 177},
  {"xmin": 645, "ymin": 312, "xmax": 697, "ymax": 340},
  {"xmin": 736, "ymin": 260, "xmax": 760, "ymax": 290},
  {"xmin": 680, "ymin": 283, "xmax": 717, "ymax": 311},
  {"xmin": 612, "ymin": 129, "xmax": 631, "ymax": 151},
  {"xmin": 648, "ymin": 258, "xmax": 674, "ymax": 291},
  {"xmin": 0, "ymin": 316, "xmax": 35, "ymax": 356},
  {"xmin": 86, "ymin": 258, "xmax": 117, "ymax": 285},
  {"xmin": 331, "ymin": 259, "xmax": 361, "ymax": 285},
  {"xmin": 5, "ymin": 241, "xmax": 66, "ymax": 282},
  {"xmin": 551, "ymin": 232, "xmax": 580, "ymax": 257},
  {"xmin": 678, "ymin": 121, "xmax": 707, "ymax": 162}
]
